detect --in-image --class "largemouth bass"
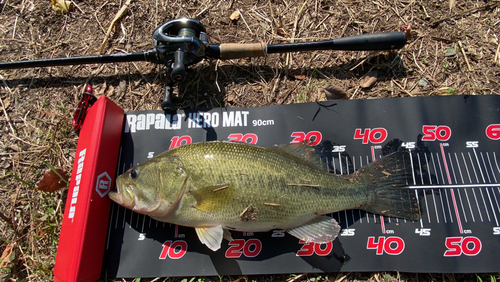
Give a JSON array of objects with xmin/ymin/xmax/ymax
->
[{"xmin": 109, "ymin": 141, "xmax": 420, "ymax": 251}]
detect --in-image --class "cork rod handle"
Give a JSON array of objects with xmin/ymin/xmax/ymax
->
[{"xmin": 219, "ymin": 43, "xmax": 267, "ymax": 60}]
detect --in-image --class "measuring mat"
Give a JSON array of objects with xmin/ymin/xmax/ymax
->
[{"xmin": 102, "ymin": 95, "xmax": 500, "ymax": 277}]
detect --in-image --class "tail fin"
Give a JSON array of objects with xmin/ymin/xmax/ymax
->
[{"xmin": 354, "ymin": 151, "xmax": 421, "ymax": 221}]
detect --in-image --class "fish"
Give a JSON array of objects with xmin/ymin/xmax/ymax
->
[{"xmin": 109, "ymin": 141, "xmax": 420, "ymax": 251}]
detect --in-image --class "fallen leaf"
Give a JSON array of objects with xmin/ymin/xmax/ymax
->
[
  {"xmin": 445, "ymin": 48, "xmax": 456, "ymax": 57},
  {"xmin": 37, "ymin": 168, "xmax": 70, "ymax": 193},
  {"xmin": 7, "ymin": 145, "xmax": 21, "ymax": 152},
  {"xmin": 360, "ymin": 71, "xmax": 378, "ymax": 88},
  {"xmin": 51, "ymin": 0, "xmax": 72, "ymax": 14},
  {"xmin": 106, "ymin": 85, "xmax": 115, "ymax": 97},
  {"xmin": 229, "ymin": 10, "xmax": 240, "ymax": 21},
  {"xmin": 97, "ymin": 81, "xmax": 107, "ymax": 96},
  {"xmin": 227, "ymin": 93, "xmax": 237, "ymax": 102},
  {"xmin": 449, "ymin": 0, "xmax": 456, "ymax": 11},
  {"xmin": 322, "ymin": 84, "xmax": 349, "ymax": 100},
  {"xmin": 0, "ymin": 97, "xmax": 10, "ymax": 111},
  {"xmin": 115, "ymin": 80, "xmax": 126, "ymax": 97},
  {"xmin": 0, "ymin": 242, "xmax": 15, "ymax": 269},
  {"xmin": 289, "ymin": 69, "xmax": 306, "ymax": 80}
]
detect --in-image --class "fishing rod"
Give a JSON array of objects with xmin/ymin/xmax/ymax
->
[{"xmin": 0, "ymin": 18, "xmax": 408, "ymax": 111}]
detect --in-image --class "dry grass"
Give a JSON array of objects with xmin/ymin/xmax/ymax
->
[{"xmin": 0, "ymin": 0, "xmax": 499, "ymax": 280}]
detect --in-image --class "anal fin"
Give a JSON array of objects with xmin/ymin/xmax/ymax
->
[{"xmin": 287, "ymin": 216, "xmax": 341, "ymax": 243}]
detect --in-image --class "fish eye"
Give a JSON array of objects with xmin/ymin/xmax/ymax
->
[{"xmin": 129, "ymin": 169, "xmax": 138, "ymax": 179}]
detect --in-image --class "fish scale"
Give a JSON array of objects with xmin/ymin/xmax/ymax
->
[{"xmin": 110, "ymin": 141, "xmax": 420, "ymax": 251}]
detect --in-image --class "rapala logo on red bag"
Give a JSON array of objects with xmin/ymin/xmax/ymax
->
[
  {"xmin": 68, "ymin": 148, "xmax": 86, "ymax": 220},
  {"xmin": 96, "ymin": 172, "xmax": 112, "ymax": 197}
]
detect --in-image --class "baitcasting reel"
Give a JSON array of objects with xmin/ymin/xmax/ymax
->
[
  {"xmin": 153, "ymin": 18, "xmax": 208, "ymax": 82},
  {"xmin": 152, "ymin": 18, "xmax": 209, "ymax": 110}
]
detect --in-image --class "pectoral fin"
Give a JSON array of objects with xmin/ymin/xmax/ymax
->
[
  {"xmin": 191, "ymin": 184, "xmax": 233, "ymax": 212},
  {"xmin": 195, "ymin": 225, "xmax": 224, "ymax": 251},
  {"xmin": 287, "ymin": 216, "xmax": 341, "ymax": 243}
]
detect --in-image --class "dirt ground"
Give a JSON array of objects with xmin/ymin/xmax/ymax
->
[{"xmin": 0, "ymin": 0, "xmax": 499, "ymax": 280}]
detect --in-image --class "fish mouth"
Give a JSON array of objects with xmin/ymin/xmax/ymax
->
[
  {"xmin": 109, "ymin": 177, "xmax": 168, "ymax": 216},
  {"xmin": 109, "ymin": 180, "xmax": 135, "ymax": 208}
]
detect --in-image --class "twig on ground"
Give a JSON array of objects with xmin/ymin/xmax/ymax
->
[
  {"xmin": 0, "ymin": 209, "xmax": 15, "ymax": 230},
  {"xmin": 393, "ymin": 79, "xmax": 413, "ymax": 96},
  {"xmin": 0, "ymin": 92, "xmax": 17, "ymax": 138},
  {"xmin": 93, "ymin": 0, "xmax": 110, "ymax": 33},
  {"xmin": 286, "ymin": 0, "xmax": 309, "ymax": 67},
  {"xmin": 238, "ymin": 9, "xmax": 254, "ymax": 36},
  {"xmin": 420, "ymin": 4, "xmax": 431, "ymax": 19},
  {"xmin": 195, "ymin": 7, "xmax": 209, "ymax": 17},
  {"xmin": 430, "ymin": 2, "xmax": 500, "ymax": 27},
  {"xmin": 334, "ymin": 273, "xmax": 350, "ymax": 282},
  {"xmin": 71, "ymin": 0, "xmax": 85, "ymax": 14},
  {"xmin": 349, "ymin": 52, "xmax": 379, "ymax": 71},
  {"xmin": 252, "ymin": 8, "xmax": 272, "ymax": 23},
  {"xmin": 278, "ymin": 80, "xmax": 301, "ymax": 104},
  {"xmin": 84, "ymin": 64, "xmax": 106, "ymax": 86},
  {"xmin": 12, "ymin": 15, "xmax": 18, "ymax": 38},
  {"xmin": 132, "ymin": 62, "xmax": 149, "ymax": 83},
  {"xmin": 412, "ymin": 51, "xmax": 426, "ymax": 74},
  {"xmin": 391, "ymin": 7, "xmax": 407, "ymax": 25},
  {"xmin": 350, "ymin": 86, "xmax": 360, "ymax": 99},
  {"xmin": 99, "ymin": 0, "xmax": 132, "ymax": 54},
  {"xmin": 458, "ymin": 41, "xmax": 472, "ymax": 71},
  {"xmin": 494, "ymin": 38, "xmax": 500, "ymax": 65},
  {"xmin": 286, "ymin": 273, "xmax": 306, "ymax": 282}
]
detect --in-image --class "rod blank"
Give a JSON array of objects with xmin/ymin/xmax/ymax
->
[
  {"xmin": 267, "ymin": 32, "xmax": 407, "ymax": 53},
  {"xmin": 0, "ymin": 50, "xmax": 158, "ymax": 70}
]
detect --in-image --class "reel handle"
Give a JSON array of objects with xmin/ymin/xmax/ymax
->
[
  {"xmin": 161, "ymin": 82, "xmax": 175, "ymax": 112},
  {"xmin": 171, "ymin": 50, "xmax": 186, "ymax": 82}
]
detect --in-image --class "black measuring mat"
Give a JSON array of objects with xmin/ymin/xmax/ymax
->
[{"xmin": 102, "ymin": 95, "xmax": 500, "ymax": 278}]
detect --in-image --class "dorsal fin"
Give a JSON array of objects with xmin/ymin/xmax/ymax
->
[{"xmin": 272, "ymin": 142, "xmax": 328, "ymax": 172}]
